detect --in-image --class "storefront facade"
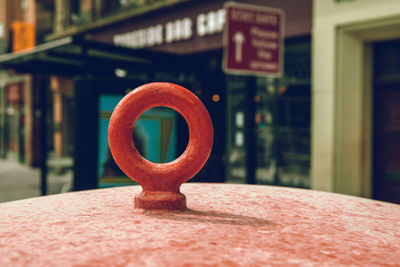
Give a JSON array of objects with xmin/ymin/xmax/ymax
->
[
  {"xmin": 0, "ymin": 0, "xmax": 53, "ymax": 166},
  {"xmin": 1, "ymin": 0, "xmax": 312, "ymax": 191},
  {"xmin": 312, "ymin": 0, "xmax": 400, "ymax": 203},
  {"xmin": 83, "ymin": 0, "xmax": 312, "ymax": 187}
]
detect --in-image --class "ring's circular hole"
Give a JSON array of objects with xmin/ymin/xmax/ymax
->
[{"xmin": 134, "ymin": 107, "xmax": 189, "ymax": 163}]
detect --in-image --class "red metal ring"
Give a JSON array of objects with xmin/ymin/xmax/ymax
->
[{"xmin": 108, "ymin": 82, "xmax": 213, "ymax": 210}]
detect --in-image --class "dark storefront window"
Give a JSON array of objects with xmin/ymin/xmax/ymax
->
[
  {"xmin": 226, "ymin": 37, "xmax": 311, "ymax": 188},
  {"xmin": 255, "ymin": 37, "xmax": 311, "ymax": 188},
  {"xmin": 255, "ymin": 79, "xmax": 311, "ymax": 188},
  {"xmin": 226, "ymin": 75, "xmax": 248, "ymax": 182}
]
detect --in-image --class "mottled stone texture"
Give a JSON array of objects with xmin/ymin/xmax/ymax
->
[{"xmin": 0, "ymin": 184, "xmax": 399, "ymax": 266}]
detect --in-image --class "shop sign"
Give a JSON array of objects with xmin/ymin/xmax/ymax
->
[
  {"xmin": 223, "ymin": 2, "xmax": 284, "ymax": 76},
  {"xmin": 11, "ymin": 21, "xmax": 35, "ymax": 53},
  {"xmin": 113, "ymin": 9, "xmax": 226, "ymax": 49}
]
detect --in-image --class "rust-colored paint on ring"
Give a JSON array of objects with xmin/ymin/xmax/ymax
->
[{"xmin": 108, "ymin": 82, "xmax": 213, "ymax": 211}]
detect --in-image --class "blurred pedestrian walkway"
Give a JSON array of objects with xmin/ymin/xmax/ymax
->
[{"xmin": 0, "ymin": 157, "xmax": 72, "ymax": 203}]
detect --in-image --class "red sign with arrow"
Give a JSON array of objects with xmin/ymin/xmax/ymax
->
[{"xmin": 223, "ymin": 2, "xmax": 284, "ymax": 76}]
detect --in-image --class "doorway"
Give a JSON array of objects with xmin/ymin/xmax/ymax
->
[{"xmin": 373, "ymin": 40, "xmax": 400, "ymax": 204}]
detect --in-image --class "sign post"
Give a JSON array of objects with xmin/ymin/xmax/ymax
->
[{"xmin": 223, "ymin": 2, "xmax": 284, "ymax": 76}]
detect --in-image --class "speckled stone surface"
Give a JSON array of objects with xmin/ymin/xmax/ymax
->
[{"xmin": 1, "ymin": 184, "xmax": 399, "ymax": 266}]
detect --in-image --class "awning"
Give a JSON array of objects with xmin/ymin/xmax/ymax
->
[{"xmin": 0, "ymin": 36, "xmax": 189, "ymax": 76}]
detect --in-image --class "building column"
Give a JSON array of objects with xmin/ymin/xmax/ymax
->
[
  {"xmin": 50, "ymin": 76, "xmax": 73, "ymax": 157},
  {"xmin": 54, "ymin": 0, "xmax": 70, "ymax": 33}
]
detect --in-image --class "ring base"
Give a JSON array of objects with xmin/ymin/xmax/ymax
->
[{"xmin": 134, "ymin": 191, "xmax": 187, "ymax": 211}]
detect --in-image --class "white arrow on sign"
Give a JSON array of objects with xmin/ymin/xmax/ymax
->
[{"xmin": 233, "ymin": 31, "xmax": 245, "ymax": 63}]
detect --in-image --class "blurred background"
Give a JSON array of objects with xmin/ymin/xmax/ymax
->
[{"xmin": 0, "ymin": 0, "xmax": 399, "ymax": 204}]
